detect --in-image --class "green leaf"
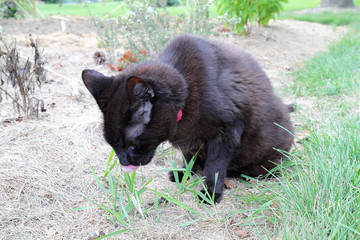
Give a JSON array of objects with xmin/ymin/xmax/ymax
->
[
  {"xmin": 94, "ymin": 229, "xmax": 129, "ymax": 240},
  {"xmin": 89, "ymin": 163, "xmax": 110, "ymax": 194},
  {"xmin": 149, "ymin": 189, "xmax": 204, "ymax": 218},
  {"xmin": 104, "ymin": 148, "xmax": 116, "ymax": 178}
]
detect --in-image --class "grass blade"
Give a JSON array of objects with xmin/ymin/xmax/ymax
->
[{"xmin": 94, "ymin": 229, "xmax": 129, "ymax": 240}]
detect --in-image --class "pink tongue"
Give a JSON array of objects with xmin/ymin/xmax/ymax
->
[{"xmin": 122, "ymin": 165, "xmax": 139, "ymax": 173}]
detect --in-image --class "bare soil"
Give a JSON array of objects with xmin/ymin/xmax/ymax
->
[{"xmin": 0, "ymin": 17, "xmax": 346, "ymax": 240}]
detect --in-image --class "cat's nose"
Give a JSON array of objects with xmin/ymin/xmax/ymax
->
[{"xmin": 115, "ymin": 149, "xmax": 129, "ymax": 166}]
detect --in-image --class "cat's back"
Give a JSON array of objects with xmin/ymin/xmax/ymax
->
[
  {"xmin": 157, "ymin": 35, "xmax": 287, "ymax": 124},
  {"xmin": 158, "ymin": 34, "xmax": 272, "ymax": 91},
  {"xmin": 156, "ymin": 35, "xmax": 221, "ymax": 77}
]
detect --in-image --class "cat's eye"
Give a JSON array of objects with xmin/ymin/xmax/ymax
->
[{"xmin": 127, "ymin": 146, "xmax": 135, "ymax": 152}]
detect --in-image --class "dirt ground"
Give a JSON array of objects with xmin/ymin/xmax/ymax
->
[{"xmin": 0, "ymin": 16, "xmax": 346, "ymax": 240}]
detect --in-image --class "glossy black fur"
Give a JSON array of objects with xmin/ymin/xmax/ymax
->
[{"xmin": 82, "ymin": 35, "xmax": 294, "ymax": 203}]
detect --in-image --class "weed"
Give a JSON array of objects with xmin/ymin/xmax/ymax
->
[
  {"xmin": 74, "ymin": 163, "xmax": 153, "ymax": 237},
  {"xmin": 183, "ymin": 0, "xmax": 214, "ymax": 36},
  {"xmin": 151, "ymin": 155, "xmax": 220, "ymax": 224},
  {"xmin": 79, "ymin": 148, "xmax": 222, "ymax": 238},
  {"xmin": 93, "ymin": 16, "xmax": 123, "ymax": 64},
  {"xmin": 93, "ymin": 0, "xmax": 213, "ymax": 66},
  {"xmin": 0, "ymin": 36, "xmax": 46, "ymax": 118}
]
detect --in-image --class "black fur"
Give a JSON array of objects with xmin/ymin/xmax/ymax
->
[{"xmin": 82, "ymin": 35, "xmax": 294, "ymax": 203}]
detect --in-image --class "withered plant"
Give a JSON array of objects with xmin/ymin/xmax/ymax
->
[{"xmin": 0, "ymin": 36, "xmax": 46, "ymax": 118}]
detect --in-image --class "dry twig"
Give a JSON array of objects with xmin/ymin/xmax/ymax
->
[{"xmin": 0, "ymin": 35, "xmax": 46, "ymax": 118}]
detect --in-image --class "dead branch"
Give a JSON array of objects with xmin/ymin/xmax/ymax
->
[{"xmin": 0, "ymin": 36, "xmax": 46, "ymax": 118}]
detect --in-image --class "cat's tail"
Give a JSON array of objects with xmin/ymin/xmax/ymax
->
[{"xmin": 287, "ymin": 103, "xmax": 295, "ymax": 112}]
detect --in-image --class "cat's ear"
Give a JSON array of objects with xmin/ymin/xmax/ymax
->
[
  {"xmin": 82, "ymin": 69, "xmax": 113, "ymax": 110},
  {"xmin": 126, "ymin": 77, "xmax": 154, "ymax": 103}
]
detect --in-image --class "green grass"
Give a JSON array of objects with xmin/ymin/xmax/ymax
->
[
  {"xmin": 275, "ymin": 115, "xmax": 359, "ymax": 239},
  {"xmin": 283, "ymin": 0, "xmax": 360, "ymax": 11},
  {"xmin": 77, "ymin": 150, "xmax": 220, "ymax": 238},
  {"xmin": 261, "ymin": 113, "xmax": 360, "ymax": 239},
  {"xmin": 287, "ymin": 6, "xmax": 360, "ymax": 98},
  {"xmin": 291, "ymin": 33, "xmax": 360, "ymax": 97},
  {"xmin": 36, "ymin": 0, "xmax": 360, "ymax": 18},
  {"xmin": 282, "ymin": 0, "xmax": 321, "ymax": 11},
  {"xmin": 237, "ymin": 10, "xmax": 360, "ymax": 239},
  {"xmin": 37, "ymin": 1, "xmax": 128, "ymax": 17},
  {"xmin": 36, "ymin": 1, "xmax": 218, "ymax": 18},
  {"xmin": 289, "ymin": 11, "xmax": 360, "ymax": 97},
  {"xmin": 290, "ymin": 11, "xmax": 360, "ymax": 30},
  {"xmin": 238, "ymin": 47, "xmax": 360, "ymax": 238},
  {"xmin": 75, "ymin": 163, "xmax": 153, "ymax": 230}
]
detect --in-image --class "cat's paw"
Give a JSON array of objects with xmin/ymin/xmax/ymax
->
[
  {"xmin": 199, "ymin": 189, "xmax": 223, "ymax": 204},
  {"xmin": 168, "ymin": 170, "xmax": 184, "ymax": 182}
]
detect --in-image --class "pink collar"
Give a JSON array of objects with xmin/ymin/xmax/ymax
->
[{"xmin": 177, "ymin": 109, "xmax": 183, "ymax": 122}]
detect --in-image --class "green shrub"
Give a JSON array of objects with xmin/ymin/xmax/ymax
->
[
  {"xmin": 1, "ymin": 0, "xmax": 20, "ymax": 18},
  {"xmin": 216, "ymin": 0, "xmax": 287, "ymax": 35},
  {"xmin": 42, "ymin": 0, "xmax": 61, "ymax": 3},
  {"xmin": 1, "ymin": 0, "xmax": 40, "ymax": 18},
  {"xmin": 159, "ymin": 0, "xmax": 180, "ymax": 6}
]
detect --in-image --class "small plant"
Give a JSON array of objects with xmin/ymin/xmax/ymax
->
[
  {"xmin": 105, "ymin": 147, "xmax": 216, "ymax": 205},
  {"xmin": 75, "ymin": 164, "xmax": 153, "ymax": 238},
  {"xmin": 92, "ymin": 16, "xmax": 122, "ymax": 65},
  {"xmin": 92, "ymin": 0, "xmax": 175, "ymax": 64},
  {"xmin": 1, "ymin": 0, "xmax": 19, "ymax": 18},
  {"xmin": 0, "ymin": 36, "xmax": 46, "ymax": 118},
  {"xmin": 0, "ymin": 0, "xmax": 41, "ymax": 18},
  {"xmin": 183, "ymin": 0, "xmax": 214, "ymax": 36},
  {"xmin": 216, "ymin": 0, "xmax": 287, "ymax": 35},
  {"xmin": 93, "ymin": 0, "xmax": 213, "ymax": 68},
  {"xmin": 161, "ymin": 154, "xmax": 219, "ymax": 205},
  {"xmin": 79, "ymin": 148, "xmax": 220, "ymax": 238}
]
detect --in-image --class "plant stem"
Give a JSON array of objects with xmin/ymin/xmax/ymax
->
[
  {"xmin": 1, "ymin": 49, "xmax": 73, "ymax": 83},
  {"xmin": 15, "ymin": 74, "xmax": 28, "ymax": 118},
  {"xmin": 0, "ymin": 87, "xmax": 25, "ymax": 112}
]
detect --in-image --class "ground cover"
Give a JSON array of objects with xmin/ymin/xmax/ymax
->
[{"xmin": 0, "ymin": 2, "xmax": 358, "ymax": 239}]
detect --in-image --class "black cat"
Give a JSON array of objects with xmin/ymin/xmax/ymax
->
[{"xmin": 82, "ymin": 34, "xmax": 294, "ymax": 203}]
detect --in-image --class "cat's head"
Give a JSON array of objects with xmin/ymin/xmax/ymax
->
[{"xmin": 82, "ymin": 69, "xmax": 185, "ymax": 172}]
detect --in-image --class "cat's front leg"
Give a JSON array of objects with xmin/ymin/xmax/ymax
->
[{"xmin": 201, "ymin": 138, "xmax": 232, "ymax": 204}]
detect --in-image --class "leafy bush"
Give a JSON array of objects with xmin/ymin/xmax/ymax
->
[
  {"xmin": 1, "ymin": 0, "xmax": 40, "ymax": 18},
  {"xmin": 42, "ymin": 0, "xmax": 61, "ymax": 3},
  {"xmin": 166, "ymin": 0, "xmax": 180, "ymax": 6},
  {"xmin": 157, "ymin": 0, "xmax": 180, "ymax": 6},
  {"xmin": 216, "ymin": 0, "xmax": 287, "ymax": 35},
  {"xmin": 1, "ymin": 0, "xmax": 20, "ymax": 18}
]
